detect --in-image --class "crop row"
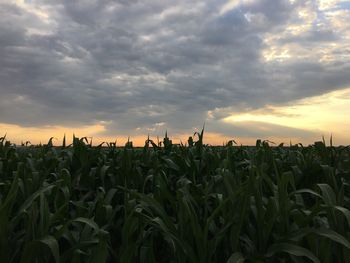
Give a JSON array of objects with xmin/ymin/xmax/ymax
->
[{"xmin": 1, "ymin": 132, "xmax": 350, "ymax": 262}]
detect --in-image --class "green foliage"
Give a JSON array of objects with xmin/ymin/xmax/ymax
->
[{"xmin": 1, "ymin": 133, "xmax": 350, "ymax": 262}]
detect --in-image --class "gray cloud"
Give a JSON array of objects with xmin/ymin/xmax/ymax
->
[
  {"xmin": 0, "ymin": 0, "xmax": 349, "ymax": 140},
  {"xmin": 207, "ymin": 119, "xmax": 319, "ymax": 139}
]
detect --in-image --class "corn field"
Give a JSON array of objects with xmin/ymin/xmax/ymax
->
[{"xmin": 1, "ymin": 131, "xmax": 350, "ymax": 262}]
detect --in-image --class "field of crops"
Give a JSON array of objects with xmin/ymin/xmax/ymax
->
[{"xmin": 1, "ymin": 131, "xmax": 350, "ymax": 262}]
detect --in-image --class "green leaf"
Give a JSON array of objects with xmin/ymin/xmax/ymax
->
[
  {"xmin": 317, "ymin": 184, "xmax": 336, "ymax": 206},
  {"xmin": 72, "ymin": 217, "xmax": 100, "ymax": 232},
  {"xmin": 162, "ymin": 158, "xmax": 180, "ymax": 171},
  {"xmin": 227, "ymin": 252, "xmax": 245, "ymax": 263},
  {"xmin": 312, "ymin": 228, "xmax": 350, "ymax": 249},
  {"xmin": 38, "ymin": 236, "xmax": 60, "ymax": 263},
  {"xmin": 334, "ymin": 206, "xmax": 350, "ymax": 227},
  {"xmin": 88, "ymin": 230, "xmax": 109, "ymax": 263},
  {"xmin": 266, "ymin": 243, "xmax": 320, "ymax": 263},
  {"xmin": 16, "ymin": 184, "xmax": 55, "ymax": 218},
  {"xmin": 290, "ymin": 227, "xmax": 350, "ymax": 249},
  {"xmin": 290, "ymin": 189, "xmax": 322, "ymax": 199}
]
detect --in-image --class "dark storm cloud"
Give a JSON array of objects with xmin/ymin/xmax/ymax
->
[{"xmin": 0, "ymin": 0, "xmax": 349, "ymax": 138}]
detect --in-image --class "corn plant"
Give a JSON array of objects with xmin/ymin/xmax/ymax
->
[{"xmin": 0, "ymin": 132, "xmax": 350, "ymax": 262}]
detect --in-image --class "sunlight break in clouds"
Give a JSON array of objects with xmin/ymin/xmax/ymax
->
[
  {"xmin": 222, "ymin": 87, "xmax": 350, "ymax": 144},
  {"xmin": 220, "ymin": 0, "xmax": 258, "ymax": 14}
]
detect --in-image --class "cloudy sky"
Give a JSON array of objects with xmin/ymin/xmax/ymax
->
[{"xmin": 1, "ymin": 0, "xmax": 350, "ymax": 145}]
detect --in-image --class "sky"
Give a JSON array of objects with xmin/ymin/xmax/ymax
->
[{"xmin": 1, "ymin": 0, "xmax": 350, "ymax": 146}]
